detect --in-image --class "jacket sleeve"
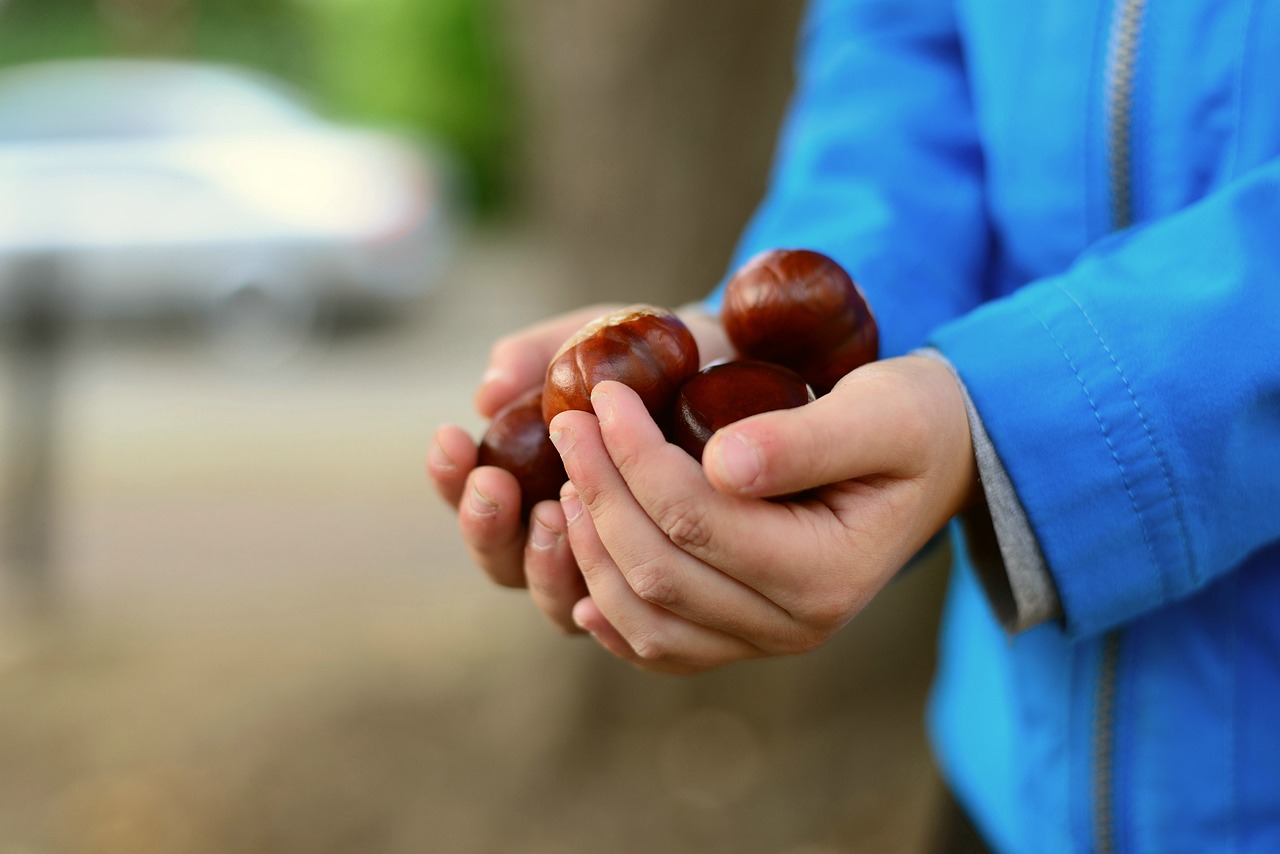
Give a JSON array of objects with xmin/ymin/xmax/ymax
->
[
  {"xmin": 704, "ymin": 0, "xmax": 991, "ymax": 359},
  {"xmin": 929, "ymin": 158, "xmax": 1280, "ymax": 638},
  {"xmin": 917, "ymin": 348, "xmax": 1063, "ymax": 633}
]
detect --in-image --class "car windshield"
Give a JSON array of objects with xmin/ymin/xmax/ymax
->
[{"xmin": 0, "ymin": 61, "xmax": 316, "ymax": 142}]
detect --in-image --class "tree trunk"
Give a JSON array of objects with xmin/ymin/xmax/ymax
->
[{"xmin": 503, "ymin": 0, "xmax": 805, "ymax": 308}]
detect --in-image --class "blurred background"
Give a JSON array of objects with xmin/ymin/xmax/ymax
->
[{"xmin": 0, "ymin": 1, "xmax": 952, "ymax": 852}]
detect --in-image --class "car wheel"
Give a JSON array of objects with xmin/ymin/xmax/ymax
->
[{"xmin": 206, "ymin": 278, "xmax": 320, "ymax": 370}]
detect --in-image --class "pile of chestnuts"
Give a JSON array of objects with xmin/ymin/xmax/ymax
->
[{"xmin": 478, "ymin": 249, "xmax": 878, "ymax": 518}]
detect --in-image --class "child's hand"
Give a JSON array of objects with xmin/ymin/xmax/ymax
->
[
  {"xmin": 549, "ymin": 355, "xmax": 977, "ymax": 673},
  {"xmin": 427, "ymin": 303, "xmax": 732, "ymax": 635},
  {"xmin": 428, "ymin": 305, "xmax": 619, "ymax": 633}
]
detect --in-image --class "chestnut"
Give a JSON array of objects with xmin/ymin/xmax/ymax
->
[
  {"xmin": 670, "ymin": 360, "xmax": 814, "ymax": 461},
  {"xmin": 543, "ymin": 304, "xmax": 700, "ymax": 426},
  {"xmin": 721, "ymin": 248, "xmax": 878, "ymax": 395},
  {"xmin": 477, "ymin": 389, "xmax": 568, "ymax": 519}
]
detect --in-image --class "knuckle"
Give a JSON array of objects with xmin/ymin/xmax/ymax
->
[
  {"xmin": 794, "ymin": 423, "xmax": 830, "ymax": 476},
  {"xmin": 627, "ymin": 558, "xmax": 681, "ymax": 608},
  {"xmin": 656, "ymin": 494, "xmax": 712, "ymax": 552},
  {"xmin": 628, "ymin": 628, "xmax": 672, "ymax": 662},
  {"xmin": 575, "ymin": 478, "xmax": 607, "ymax": 514},
  {"xmin": 795, "ymin": 588, "xmax": 858, "ymax": 635},
  {"xmin": 574, "ymin": 552, "xmax": 606, "ymax": 585},
  {"xmin": 772, "ymin": 407, "xmax": 831, "ymax": 483}
]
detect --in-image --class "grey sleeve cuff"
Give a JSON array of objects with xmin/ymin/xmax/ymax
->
[{"xmin": 914, "ymin": 348, "xmax": 1062, "ymax": 633}]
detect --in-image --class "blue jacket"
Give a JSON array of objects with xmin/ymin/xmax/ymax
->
[{"xmin": 708, "ymin": 1, "xmax": 1280, "ymax": 851}]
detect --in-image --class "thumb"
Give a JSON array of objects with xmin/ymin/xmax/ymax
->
[{"xmin": 702, "ymin": 357, "xmax": 955, "ymax": 498}]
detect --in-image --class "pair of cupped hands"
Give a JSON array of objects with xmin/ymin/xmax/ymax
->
[{"xmin": 429, "ymin": 305, "xmax": 977, "ymax": 674}]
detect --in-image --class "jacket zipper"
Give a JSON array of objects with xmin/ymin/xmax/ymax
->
[
  {"xmin": 1093, "ymin": 631, "xmax": 1123, "ymax": 854},
  {"xmin": 1106, "ymin": 0, "xmax": 1149, "ymax": 230},
  {"xmin": 1093, "ymin": 2, "xmax": 1148, "ymax": 851}
]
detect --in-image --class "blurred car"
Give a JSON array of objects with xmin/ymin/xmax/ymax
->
[{"xmin": 0, "ymin": 58, "xmax": 455, "ymax": 360}]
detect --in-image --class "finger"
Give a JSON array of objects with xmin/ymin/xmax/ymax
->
[
  {"xmin": 458, "ymin": 465, "xmax": 528, "ymax": 588},
  {"xmin": 427, "ymin": 424, "xmax": 478, "ymax": 510},
  {"xmin": 560, "ymin": 481, "xmax": 763, "ymax": 671},
  {"xmin": 702, "ymin": 358, "xmax": 938, "ymax": 498},
  {"xmin": 568, "ymin": 597, "xmax": 641, "ymax": 662},
  {"xmin": 552, "ymin": 400, "xmax": 799, "ymax": 649},
  {"xmin": 571, "ymin": 598, "xmax": 706, "ymax": 676},
  {"xmin": 584, "ymin": 381, "xmax": 858, "ymax": 621},
  {"xmin": 524, "ymin": 499, "xmax": 588, "ymax": 634},
  {"xmin": 475, "ymin": 304, "xmax": 620, "ymax": 418}
]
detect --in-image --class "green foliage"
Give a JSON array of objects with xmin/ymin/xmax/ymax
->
[
  {"xmin": 0, "ymin": 0, "xmax": 513, "ymax": 212},
  {"xmin": 296, "ymin": 0, "xmax": 512, "ymax": 212},
  {"xmin": 191, "ymin": 0, "xmax": 315, "ymax": 86},
  {"xmin": 0, "ymin": 0, "xmax": 107, "ymax": 64}
]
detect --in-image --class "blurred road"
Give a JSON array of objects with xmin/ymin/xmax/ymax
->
[{"xmin": 0, "ymin": 230, "xmax": 949, "ymax": 854}]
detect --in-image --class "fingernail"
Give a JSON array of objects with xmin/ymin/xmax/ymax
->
[
  {"xmin": 549, "ymin": 427, "xmax": 572, "ymax": 455},
  {"xmin": 713, "ymin": 432, "xmax": 763, "ymax": 491},
  {"xmin": 468, "ymin": 484, "xmax": 499, "ymax": 517},
  {"xmin": 480, "ymin": 366, "xmax": 508, "ymax": 389},
  {"xmin": 428, "ymin": 438, "xmax": 456, "ymax": 473},
  {"xmin": 560, "ymin": 486, "xmax": 583, "ymax": 522},
  {"xmin": 529, "ymin": 517, "xmax": 560, "ymax": 551},
  {"xmin": 591, "ymin": 388, "xmax": 614, "ymax": 424}
]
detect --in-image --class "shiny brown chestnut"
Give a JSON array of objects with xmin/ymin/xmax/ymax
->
[
  {"xmin": 670, "ymin": 360, "xmax": 814, "ymax": 461},
  {"xmin": 721, "ymin": 248, "xmax": 878, "ymax": 396},
  {"xmin": 477, "ymin": 389, "xmax": 568, "ymax": 519},
  {"xmin": 543, "ymin": 304, "xmax": 700, "ymax": 426}
]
